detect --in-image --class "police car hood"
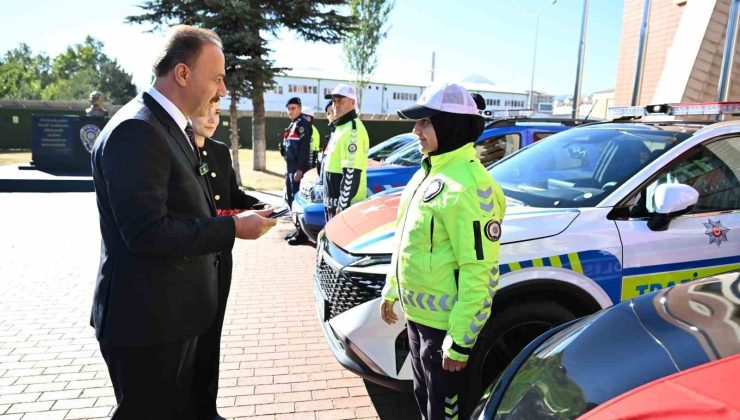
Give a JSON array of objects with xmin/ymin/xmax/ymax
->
[{"xmin": 325, "ymin": 191, "xmax": 580, "ymax": 255}]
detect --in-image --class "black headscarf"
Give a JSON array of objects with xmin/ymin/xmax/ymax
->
[{"xmin": 428, "ymin": 112, "xmax": 485, "ymax": 156}]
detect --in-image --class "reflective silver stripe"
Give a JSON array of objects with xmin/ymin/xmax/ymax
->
[
  {"xmin": 416, "ymin": 292, "xmax": 426, "ymax": 310},
  {"xmin": 426, "ymin": 295, "xmax": 436, "ymax": 311},
  {"xmin": 406, "ymin": 290, "xmax": 415, "ymax": 307},
  {"xmin": 483, "ymin": 298, "xmax": 491, "ymax": 308},
  {"xmin": 490, "ymin": 266, "xmax": 499, "ymax": 276},
  {"xmin": 475, "ymin": 312, "xmax": 487, "ymax": 322},
  {"xmin": 439, "ymin": 295, "xmax": 451, "ymax": 311},
  {"xmin": 477, "ymin": 187, "xmax": 492, "ymax": 198},
  {"xmin": 489, "ymin": 278, "xmax": 498, "ymax": 288},
  {"xmin": 488, "ymin": 287, "xmax": 496, "ymax": 298},
  {"xmin": 479, "ymin": 200, "xmax": 494, "ymax": 212},
  {"xmin": 463, "ymin": 333, "xmax": 475, "ymax": 345},
  {"xmin": 470, "ymin": 320, "xmax": 484, "ymax": 334}
]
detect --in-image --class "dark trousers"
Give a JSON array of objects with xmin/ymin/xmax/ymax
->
[
  {"xmin": 285, "ymin": 172, "xmax": 300, "ymax": 208},
  {"xmin": 407, "ymin": 321, "xmax": 465, "ymax": 420},
  {"xmin": 194, "ymin": 253, "xmax": 232, "ymax": 418},
  {"xmin": 100, "ymin": 337, "xmax": 200, "ymax": 420}
]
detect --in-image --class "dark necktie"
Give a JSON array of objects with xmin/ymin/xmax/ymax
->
[{"xmin": 184, "ymin": 123, "xmax": 201, "ymax": 164}]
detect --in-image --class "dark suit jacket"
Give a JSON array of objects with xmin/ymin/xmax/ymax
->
[
  {"xmin": 199, "ymin": 138, "xmax": 263, "ymax": 210},
  {"xmin": 91, "ymin": 92, "xmax": 236, "ymax": 347}
]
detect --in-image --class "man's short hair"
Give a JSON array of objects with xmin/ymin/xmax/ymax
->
[{"xmin": 153, "ymin": 25, "xmax": 222, "ymax": 77}]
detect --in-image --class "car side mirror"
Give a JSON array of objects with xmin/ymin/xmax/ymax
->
[{"xmin": 647, "ymin": 184, "xmax": 699, "ymax": 231}]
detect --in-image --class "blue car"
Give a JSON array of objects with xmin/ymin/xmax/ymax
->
[
  {"xmin": 293, "ymin": 138, "xmax": 421, "ymax": 242},
  {"xmin": 293, "ymin": 117, "xmax": 591, "ymax": 241}
]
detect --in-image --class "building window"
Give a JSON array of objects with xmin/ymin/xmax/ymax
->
[
  {"xmin": 266, "ymin": 85, "xmax": 284, "ymax": 95},
  {"xmin": 288, "ymin": 84, "xmax": 317, "ymax": 94},
  {"xmin": 393, "ymin": 92, "xmax": 418, "ymax": 101}
]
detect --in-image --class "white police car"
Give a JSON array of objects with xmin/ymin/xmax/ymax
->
[{"xmin": 313, "ymin": 102, "xmax": 740, "ymax": 409}]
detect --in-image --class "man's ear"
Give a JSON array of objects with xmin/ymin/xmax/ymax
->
[{"xmin": 173, "ymin": 63, "xmax": 190, "ymax": 88}]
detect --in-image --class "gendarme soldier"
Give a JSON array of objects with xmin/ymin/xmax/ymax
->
[{"xmin": 283, "ymin": 97, "xmax": 312, "ymax": 244}]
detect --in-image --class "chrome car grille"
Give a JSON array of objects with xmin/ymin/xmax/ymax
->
[{"xmin": 316, "ymin": 254, "xmax": 386, "ymax": 320}]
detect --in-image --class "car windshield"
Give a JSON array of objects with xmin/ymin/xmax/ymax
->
[
  {"xmin": 385, "ymin": 142, "xmax": 423, "ymax": 167},
  {"xmin": 488, "ymin": 124, "xmax": 696, "ymax": 208},
  {"xmin": 368, "ymin": 134, "xmax": 416, "ymax": 161}
]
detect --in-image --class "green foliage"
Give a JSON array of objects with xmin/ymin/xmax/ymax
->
[
  {"xmin": 0, "ymin": 37, "xmax": 136, "ymax": 103},
  {"xmin": 0, "ymin": 44, "xmax": 52, "ymax": 99},
  {"xmin": 343, "ymin": 0, "xmax": 394, "ymax": 108},
  {"xmin": 127, "ymin": 0, "xmax": 354, "ymax": 102},
  {"xmin": 127, "ymin": 0, "xmax": 355, "ymax": 171}
]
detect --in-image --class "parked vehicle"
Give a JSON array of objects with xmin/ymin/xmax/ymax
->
[
  {"xmin": 293, "ymin": 140, "xmax": 420, "ymax": 242},
  {"xmin": 472, "ymin": 271, "xmax": 740, "ymax": 419},
  {"xmin": 312, "ymin": 102, "xmax": 740, "ymax": 410},
  {"xmin": 293, "ymin": 117, "xmax": 590, "ymax": 241}
]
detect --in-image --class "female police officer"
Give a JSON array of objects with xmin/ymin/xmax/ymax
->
[
  {"xmin": 380, "ymin": 82, "xmax": 505, "ymax": 420},
  {"xmin": 190, "ymin": 100, "xmax": 268, "ymax": 418}
]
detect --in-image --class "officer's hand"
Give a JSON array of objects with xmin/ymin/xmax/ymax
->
[
  {"xmin": 294, "ymin": 170, "xmax": 303, "ymax": 183},
  {"xmin": 232, "ymin": 208, "xmax": 276, "ymax": 240},
  {"xmin": 442, "ymin": 356, "xmax": 467, "ymax": 372},
  {"xmin": 380, "ymin": 299, "xmax": 398, "ymax": 324}
]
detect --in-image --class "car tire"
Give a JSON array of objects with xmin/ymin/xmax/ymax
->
[{"xmin": 462, "ymin": 299, "xmax": 576, "ymax": 414}]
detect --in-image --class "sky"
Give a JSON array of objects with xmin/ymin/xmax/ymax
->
[{"xmin": 0, "ymin": 0, "xmax": 624, "ymax": 96}]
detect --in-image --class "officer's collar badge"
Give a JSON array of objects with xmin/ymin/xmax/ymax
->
[
  {"xmin": 423, "ymin": 179, "xmax": 444, "ymax": 202},
  {"xmin": 485, "ymin": 220, "xmax": 501, "ymax": 242}
]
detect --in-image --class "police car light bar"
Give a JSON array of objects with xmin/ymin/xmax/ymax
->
[{"xmin": 609, "ymin": 101, "xmax": 740, "ymax": 118}]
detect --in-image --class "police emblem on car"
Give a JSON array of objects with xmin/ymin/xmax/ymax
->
[
  {"xmin": 423, "ymin": 179, "xmax": 444, "ymax": 202},
  {"xmin": 485, "ymin": 220, "xmax": 501, "ymax": 242},
  {"xmin": 79, "ymin": 124, "xmax": 101, "ymax": 153}
]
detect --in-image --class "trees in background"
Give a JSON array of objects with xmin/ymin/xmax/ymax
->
[
  {"xmin": 343, "ymin": 0, "xmax": 394, "ymax": 111},
  {"xmin": 127, "ymin": 0, "xmax": 355, "ymax": 176},
  {"xmin": 0, "ymin": 37, "xmax": 136, "ymax": 104}
]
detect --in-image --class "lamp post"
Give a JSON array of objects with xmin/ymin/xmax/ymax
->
[
  {"xmin": 571, "ymin": 0, "xmax": 590, "ymax": 119},
  {"xmin": 528, "ymin": 0, "xmax": 557, "ymax": 110}
]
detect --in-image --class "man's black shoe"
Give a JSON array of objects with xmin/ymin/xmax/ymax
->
[
  {"xmin": 284, "ymin": 231, "xmax": 298, "ymax": 240},
  {"xmin": 287, "ymin": 231, "xmax": 308, "ymax": 246}
]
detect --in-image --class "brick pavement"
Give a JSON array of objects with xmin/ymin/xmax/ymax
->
[{"xmin": 0, "ymin": 192, "xmax": 417, "ymax": 420}]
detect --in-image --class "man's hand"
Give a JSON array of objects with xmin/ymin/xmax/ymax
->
[
  {"xmin": 232, "ymin": 208, "xmax": 276, "ymax": 239},
  {"xmin": 294, "ymin": 170, "xmax": 303, "ymax": 183},
  {"xmin": 442, "ymin": 355, "xmax": 467, "ymax": 372},
  {"xmin": 380, "ymin": 299, "xmax": 398, "ymax": 324}
]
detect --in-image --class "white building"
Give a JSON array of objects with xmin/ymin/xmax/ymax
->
[{"xmin": 221, "ymin": 74, "xmax": 530, "ymax": 115}]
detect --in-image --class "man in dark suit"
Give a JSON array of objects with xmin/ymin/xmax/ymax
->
[{"xmin": 90, "ymin": 25, "xmax": 276, "ymax": 419}]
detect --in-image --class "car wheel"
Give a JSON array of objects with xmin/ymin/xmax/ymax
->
[{"xmin": 462, "ymin": 299, "xmax": 576, "ymax": 413}]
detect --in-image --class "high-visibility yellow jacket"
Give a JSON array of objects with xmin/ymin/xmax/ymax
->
[{"xmin": 382, "ymin": 143, "xmax": 506, "ymax": 362}]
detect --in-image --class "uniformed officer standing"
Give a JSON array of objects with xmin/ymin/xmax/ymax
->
[
  {"xmin": 380, "ymin": 82, "xmax": 506, "ymax": 420},
  {"xmin": 283, "ymin": 97, "xmax": 312, "ymax": 244},
  {"xmin": 301, "ymin": 106, "xmax": 321, "ymax": 170},
  {"xmin": 322, "ymin": 84, "xmax": 369, "ymax": 221},
  {"xmin": 190, "ymin": 100, "xmax": 268, "ymax": 418}
]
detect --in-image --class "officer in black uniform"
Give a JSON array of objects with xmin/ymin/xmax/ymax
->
[
  {"xmin": 283, "ymin": 97, "xmax": 312, "ymax": 244},
  {"xmin": 190, "ymin": 100, "xmax": 267, "ymax": 419}
]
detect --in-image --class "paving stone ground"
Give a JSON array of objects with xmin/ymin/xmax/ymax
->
[{"xmin": 0, "ymin": 192, "xmax": 418, "ymax": 420}]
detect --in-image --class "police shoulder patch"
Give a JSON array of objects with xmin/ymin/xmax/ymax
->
[
  {"xmin": 423, "ymin": 179, "xmax": 444, "ymax": 202},
  {"xmin": 299, "ymin": 126, "xmax": 305, "ymax": 134},
  {"xmin": 348, "ymin": 143, "xmax": 357, "ymax": 153},
  {"xmin": 484, "ymin": 220, "xmax": 501, "ymax": 242}
]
